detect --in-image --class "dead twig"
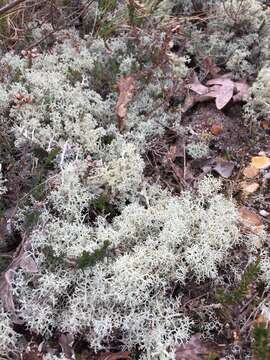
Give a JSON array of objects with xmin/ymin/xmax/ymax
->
[{"xmin": 0, "ymin": 0, "xmax": 27, "ymax": 17}]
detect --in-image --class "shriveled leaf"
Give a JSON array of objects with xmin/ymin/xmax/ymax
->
[
  {"xmin": 251, "ymin": 156, "xmax": 270, "ymax": 170},
  {"xmin": 175, "ymin": 335, "xmax": 219, "ymax": 360},
  {"xmin": 213, "ymin": 159, "xmax": 234, "ymax": 178},
  {"xmin": 116, "ymin": 76, "xmax": 136, "ymax": 132}
]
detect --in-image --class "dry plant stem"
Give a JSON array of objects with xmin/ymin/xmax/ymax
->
[
  {"xmin": 0, "ymin": 0, "xmax": 27, "ymax": 17},
  {"xmin": 240, "ymin": 290, "xmax": 270, "ymax": 335}
]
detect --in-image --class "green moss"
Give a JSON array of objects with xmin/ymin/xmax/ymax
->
[
  {"xmin": 25, "ymin": 210, "xmax": 40, "ymax": 229},
  {"xmin": 33, "ymin": 146, "xmax": 60, "ymax": 170},
  {"xmin": 77, "ymin": 240, "xmax": 110, "ymax": 269},
  {"xmin": 44, "ymin": 246, "xmax": 64, "ymax": 270}
]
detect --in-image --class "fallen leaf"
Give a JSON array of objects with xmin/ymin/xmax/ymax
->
[
  {"xmin": 213, "ymin": 159, "xmax": 234, "ymax": 178},
  {"xmin": 175, "ymin": 335, "xmax": 219, "ymax": 360},
  {"xmin": 251, "ymin": 156, "xmax": 270, "ymax": 170},
  {"xmin": 206, "ymin": 77, "xmax": 234, "ymax": 110},
  {"xmin": 210, "ymin": 122, "xmax": 223, "ymax": 136},
  {"xmin": 243, "ymin": 165, "xmax": 259, "ymax": 178},
  {"xmin": 116, "ymin": 76, "xmax": 136, "ymax": 132},
  {"xmin": 239, "ymin": 207, "xmax": 262, "ymax": 227},
  {"xmin": 241, "ymin": 181, "xmax": 260, "ymax": 194}
]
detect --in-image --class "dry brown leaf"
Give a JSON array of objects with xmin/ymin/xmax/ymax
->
[
  {"xmin": 241, "ymin": 181, "xmax": 260, "ymax": 194},
  {"xmin": 116, "ymin": 76, "xmax": 136, "ymax": 132},
  {"xmin": 243, "ymin": 165, "xmax": 259, "ymax": 178},
  {"xmin": 251, "ymin": 156, "xmax": 270, "ymax": 170},
  {"xmin": 239, "ymin": 207, "xmax": 262, "ymax": 227}
]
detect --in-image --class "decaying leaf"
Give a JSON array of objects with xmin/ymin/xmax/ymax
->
[
  {"xmin": 116, "ymin": 76, "xmax": 136, "ymax": 132},
  {"xmin": 243, "ymin": 165, "xmax": 259, "ymax": 178},
  {"xmin": 251, "ymin": 156, "xmax": 270, "ymax": 170},
  {"xmin": 175, "ymin": 335, "xmax": 219, "ymax": 360},
  {"xmin": 213, "ymin": 158, "xmax": 235, "ymax": 178},
  {"xmin": 184, "ymin": 73, "xmax": 249, "ymax": 112}
]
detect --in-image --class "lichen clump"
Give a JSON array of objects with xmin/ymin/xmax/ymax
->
[{"xmin": 0, "ymin": 0, "xmax": 269, "ymax": 359}]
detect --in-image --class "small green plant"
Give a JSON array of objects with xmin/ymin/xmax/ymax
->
[
  {"xmin": 216, "ymin": 261, "xmax": 260, "ymax": 305},
  {"xmin": 98, "ymin": 0, "xmax": 118, "ymax": 13},
  {"xmin": 252, "ymin": 324, "xmax": 270, "ymax": 360}
]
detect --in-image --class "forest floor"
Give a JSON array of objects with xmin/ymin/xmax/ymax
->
[{"xmin": 1, "ymin": 1, "xmax": 270, "ymax": 360}]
